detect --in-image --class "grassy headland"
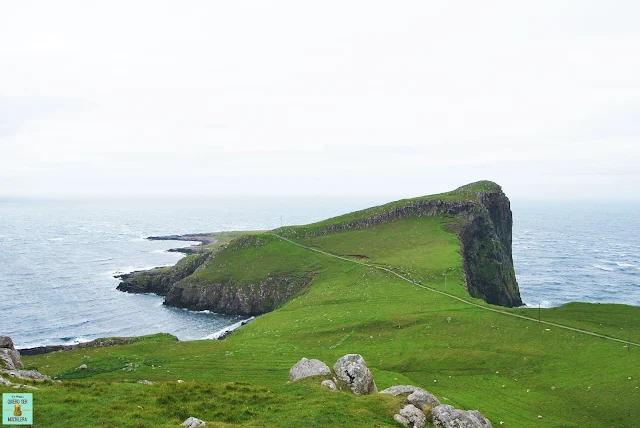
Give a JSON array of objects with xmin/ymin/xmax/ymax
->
[{"xmin": 3, "ymin": 182, "xmax": 639, "ymax": 427}]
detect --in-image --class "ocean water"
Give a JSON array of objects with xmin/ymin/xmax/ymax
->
[
  {"xmin": 0, "ymin": 197, "xmax": 381, "ymax": 348},
  {"xmin": 512, "ymin": 201, "xmax": 640, "ymax": 308},
  {"xmin": 0, "ymin": 197, "xmax": 638, "ymax": 348}
]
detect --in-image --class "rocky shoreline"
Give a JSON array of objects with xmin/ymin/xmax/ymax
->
[
  {"xmin": 18, "ymin": 337, "xmax": 140, "ymax": 356},
  {"xmin": 146, "ymin": 233, "xmax": 219, "ymax": 254}
]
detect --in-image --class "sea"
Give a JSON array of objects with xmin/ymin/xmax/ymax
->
[{"xmin": 0, "ymin": 197, "xmax": 638, "ymax": 349}]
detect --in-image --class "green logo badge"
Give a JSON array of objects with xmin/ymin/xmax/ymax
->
[{"xmin": 2, "ymin": 393, "xmax": 32, "ymax": 425}]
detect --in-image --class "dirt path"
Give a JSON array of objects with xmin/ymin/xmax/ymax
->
[{"xmin": 272, "ymin": 233, "xmax": 640, "ymax": 348}]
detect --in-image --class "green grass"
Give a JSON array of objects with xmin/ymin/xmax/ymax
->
[
  {"xmin": 274, "ymin": 181, "xmax": 498, "ymax": 238},
  {"xmin": 184, "ymin": 234, "xmax": 324, "ymax": 286},
  {"xmin": 5, "ymin": 207, "xmax": 640, "ymax": 427}
]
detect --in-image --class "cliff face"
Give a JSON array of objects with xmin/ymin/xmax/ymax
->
[
  {"xmin": 459, "ymin": 191, "xmax": 522, "ymax": 307},
  {"xmin": 164, "ymin": 273, "xmax": 315, "ymax": 316}
]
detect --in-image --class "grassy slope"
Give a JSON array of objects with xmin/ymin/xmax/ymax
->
[
  {"xmin": 4, "ymin": 194, "xmax": 640, "ymax": 426},
  {"xmin": 275, "ymin": 181, "xmax": 497, "ymax": 237}
]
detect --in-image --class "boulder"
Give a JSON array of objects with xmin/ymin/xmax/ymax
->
[
  {"xmin": 0, "ymin": 376, "xmax": 11, "ymax": 386},
  {"xmin": 380, "ymin": 385, "xmax": 440, "ymax": 411},
  {"xmin": 408, "ymin": 389, "xmax": 440, "ymax": 410},
  {"xmin": 76, "ymin": 364, "xmax": 88, "ymax": 370},
  {"xmin": 138, "ymin": 380, "xmax": 154, "ymax": 385},
  {"xmin": 289, "ymin": 358, "xmax": 331, "ymax": 382},
  {"xmin": 333, "ymin": 354, "xmax": 377, "ymax": 395},
  {"xmin": 321, "ymin": 379, "xmax": 337, "ymax": 391},
  {"xmin": 0, "ymin": 369, "xmax": 50, "ymax": 382},
  {"xmin": 0, "ymin": 336, "xmax": 15, "ymax": 349},
  {"xmin": 380, "ymin": 385, "xmax": 419, "ymax": 396},
  {"xmin": 181, "ymin": 416, "xmax": 206, "ymax": 427},
  {"xmin": 0, "ymin": 337, "xmax": 23, "ymax": 371},
  {"xmin": 432, "ymin": 405, "xmax": 491, "ymax": 428},
  {"xmin": 394, "ymin": 404, "xmax": 426, "ymax": 428}
]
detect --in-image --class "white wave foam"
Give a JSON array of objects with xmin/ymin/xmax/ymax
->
[
  {"xmin": 204, "ymin": 317, "xmax": 255, "ymax": 340},
  {"xmin": 616, "ymin": 263, "xmax": 635, "ymax": 267},
  {"xmin": 48, "ymin": 237, "xmax": 64, "ymax": 241},
  {"xmin": 593, "ymin": 264, "xmax": 615, "ymax": 272}
]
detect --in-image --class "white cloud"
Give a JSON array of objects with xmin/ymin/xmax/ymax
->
[{"xmin": 1, "ymin": 1, "xmax": 639, "ymax": 199}]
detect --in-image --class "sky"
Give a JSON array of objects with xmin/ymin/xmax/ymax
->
[{"xmin": 1, "ymin": 1, "xmax": 639, "ymax": 200}]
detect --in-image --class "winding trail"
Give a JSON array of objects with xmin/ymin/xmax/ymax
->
[{"xmin": 272, "ymin": 233, "xmax": 640, "ymax": 348}]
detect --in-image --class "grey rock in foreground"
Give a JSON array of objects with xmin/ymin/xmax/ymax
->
[
  {"xmin": 380, "ymin": 385, "xmax": 440, "ymax": 410},
  {"xmin": 0, "ymin": 337, "xmax": 15, "ymax": 349},
  {"xmin": 333, "ymin": 354, "xmax": 377, "ymax": 395},
  {"xmin": 432, "ymin": 404, "xmax": 491, "ymax": 428},
  {"xmin": 0, "ymin": 369, "xmax": 51, "ymax": 382},
  {"xmin": 0, "ymin": 336, "xmax": 24, "ymax": 371},
  {"xmin": 408, "ymin": 389, "xmax": 440, "ymax": 410},
  {"xmin": 380, "ymin": 385, "xmax": 420, "ymax": 396},
  {"xmin": 321, "ymin": 379, "xmax": 337, "ymax": 390},
  {"xmin": 181, "ymin": 416, "xmax": 207, "ymax": 427},
  {"xmin": 394, "ymin": 404, "xmax": 426, "ymax": 428},
  {"xmin": 289, "ymin": 358, "xmax": 331, "ymax": 382}
]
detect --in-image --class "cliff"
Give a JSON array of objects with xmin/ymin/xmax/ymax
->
[
  {"xmin": 116, "ymin": 181, "xmax": 522, "ymax": 314},
  {"xmin": 459, "ymin": 189, "xmax": 522, "ymax": 307},
  {"xmin": 164, "ymin": 273, "xmax": 315, "ymax": 316}
]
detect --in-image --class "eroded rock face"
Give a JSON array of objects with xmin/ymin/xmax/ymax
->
[
  {"xmin": 333, "ymin": 354, "xmax": 377, "ymax": 395},
  {"xmin": 432, "ymin": 404, "xmax": 492, "ymax": 428},
  {"xmin": 394, "ymin": 404, "xmax": 426, "ymax": 428},
  {"xmin": 289, "ymin": 358, "xmax": 331, "ymax": 382}
]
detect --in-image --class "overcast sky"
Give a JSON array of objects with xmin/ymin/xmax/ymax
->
[{"xmin": 1, "ymin": 1, "xmax": 639, "ymax": 200}]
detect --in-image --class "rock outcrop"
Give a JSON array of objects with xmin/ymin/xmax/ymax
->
[
  {"xmin": 289, "ymin": 358, "xmax": 332, "ymax": 382},
  {"xmin": 432, "ymin": 404, "xmax": 492, "ymax": 428},
  {"xmin": 333, "ymin": 354, "xmax": 377, "ymax": 395},
  {"xmin": 117, "ymin": 253, "xmax": 210, "ymax": 295}
]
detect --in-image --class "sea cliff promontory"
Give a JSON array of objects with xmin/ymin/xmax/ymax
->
[{"xmin": 117, "ymin": 181, "xmax": 522, "ymax": 312}]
